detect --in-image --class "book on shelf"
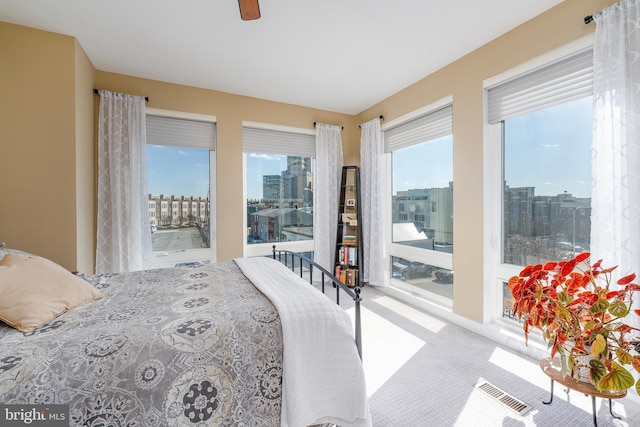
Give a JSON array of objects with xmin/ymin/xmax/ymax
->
[
  {"xmin": 342, "ymin": 235, "xmax": 357, "ymax": 246},
  {"xmin": 335, "ymin": 266, "xmax": 358, "ymax": 288},
  {"xmin": 338, "ymin": 246, "xmax": 358, "ymax": 266}
]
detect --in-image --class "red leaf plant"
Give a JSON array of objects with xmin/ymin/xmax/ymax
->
[{"xmin": 508, "ymin": 252, "xmax": 640, "ymax": 396}]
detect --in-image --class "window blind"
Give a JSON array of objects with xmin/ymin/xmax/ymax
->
[
  {"xmin": 487, "ymin": 48, "xmax": 593, "ymax": 124},
  {"xmin": 146, "ymin": 115, "xmax": 216, "ymax": 149},
  {"xmin": 242, "ymin": 127, "xmax": 315, "ymax": 157},
  {"xmin": 384, "ymin": 104, "xmax": 453, "ymax": 153}
]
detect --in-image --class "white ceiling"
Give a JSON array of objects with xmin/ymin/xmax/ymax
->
[{"xmin": 0, "ymin": 0, "xmax": 564, "ymax": 114}]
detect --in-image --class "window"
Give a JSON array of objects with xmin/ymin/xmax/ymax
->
[
  {"xmin": 146, "ymin": 111, "xmax": 217, "ymax": 266},
  {"xmin": 384, "ymin": 101, "xmax": 454, "ymax": 303},
  {"xmin": 486, "ymin": 46, "xmax": 593, "ymax": 323},
  {"xmin": 243, "ymin": 124, "xmax": 315, "ymax": 256}
]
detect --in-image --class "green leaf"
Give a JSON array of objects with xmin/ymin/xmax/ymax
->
[
  {"xmin": 558, "ymin": 291, "xmax": 570, "ymax": 304},
  {"xmin": 590, "ymin": 299, "xmax": 609, "ymax": 314},
  {"xmin": 589, "ymin": 359, "xmax": 607, "ymax": 385},
  {"xmin": 608, "ymin": 300, "xmax": 630, "ymax": 318},
  {"xmin": 636, "ymin": 378, "xmax": 640, "ymax": 397},
  {"xmin": 616, "ymin": 348, "xmax": 633, "ymax": 365},
  {"xmin": 597, "ymin": 362, "xmax": 635, "ymax": 392},
  {"xmin": 582, "ymin": 320, "xmax": 596, "ymax": 331}
]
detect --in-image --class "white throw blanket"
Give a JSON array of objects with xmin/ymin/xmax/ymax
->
[{"xmin": 235, "ymin": 257, "xmax": 371, "ymax": 427}]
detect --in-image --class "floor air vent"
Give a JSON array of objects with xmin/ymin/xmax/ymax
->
[{"xmin": 475, "ymin": 380, "xmax": 532, "ymax": 416}]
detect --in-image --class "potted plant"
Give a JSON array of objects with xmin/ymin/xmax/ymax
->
[{"xmin": 508, "ymin": 251, "xmax": 640, "ymax": 396}]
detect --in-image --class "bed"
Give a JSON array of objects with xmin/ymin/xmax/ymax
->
[{"xmin": 0, "ymin": 246, "xmax": 370, "ymax": 427}]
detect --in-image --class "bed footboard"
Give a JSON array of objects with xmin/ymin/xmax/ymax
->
[{"xmin": 272, "ymin": 245, "xmax": 362, "ymax": 359}]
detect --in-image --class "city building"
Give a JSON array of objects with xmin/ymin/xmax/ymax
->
[
  {"xmin": 148, "ymin": 194, "xmax": 210, "ymax": 228},
  {"xmin": 249, "ymin": 156, "xmax": 314, "ymax": 244}
]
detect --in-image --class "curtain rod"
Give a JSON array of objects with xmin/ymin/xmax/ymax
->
[
  {"xmin": 358, "ymin": 115, "xmax": 384, "ymax": 128},
  {"xmin": 584, "ymin": 15, "xmax": 593, "ymax": 24},
  {"xmin": 313, "ymin": 122, "xmax": 343, "ymax": 130},
  {"xmin": 94, "ymin": 88, "xmax": 149, "ymax": 102}
]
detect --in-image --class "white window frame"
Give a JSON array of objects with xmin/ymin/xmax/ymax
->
[
  {"xmin": 242, "ymin": 121, "xmax": 316, "ymax": 258},
  {"xmin": 146, "ymin": 108, "xmax": 217, "ymax": 267},
  {"xmin": 382, "ymin": 96, "xmax": 454, "ymax": 307},
  {"xmin": 482, "ymin": 35, "xmax": 594, "ymax": 328}
]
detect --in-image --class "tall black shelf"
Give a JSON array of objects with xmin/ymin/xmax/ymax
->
[{"xmin": 334, "ymin": 166, "xmax": 364, "ymax": 288}]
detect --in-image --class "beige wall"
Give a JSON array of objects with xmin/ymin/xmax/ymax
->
[
  {"xmin": 355, "ymin": 0, "xmax": 616, "ymax": 322},
  {"xmin": 0, "ymin": 22, "xmax": 83, "ymax": 271},
  {"xmin": 74, "ymin": 41, "xmax": 96, "ymax": 273}
]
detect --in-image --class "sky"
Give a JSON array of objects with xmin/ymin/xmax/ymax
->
[
  {"xmin": 147, "ymin": 96, "xmax": 592, "ymax": 201},
  {"xmin": 147, "ymin": 146, "xmax": 287, "ymax": 199},
  {"xmin": 245, "ymin": 153, "xmax": 288, "ymax": 199},
  {"xmin": 392, "ymin": 135, "xmax": 453, "ymax": 193},
  {"xmin": 147, "ymin": 145, "xmax": 210, "ymax": 198},
  {"xmin": 503, "ymin": 96, "xmax": 592, "ymax": 199},
  {"xmin": 392, "ymin": 96, "xmax": 592, "ymax": 199}
]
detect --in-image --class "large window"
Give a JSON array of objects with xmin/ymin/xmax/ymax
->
[
  {"xmin": 146, "ymin": 111, "xmax": 217, "ymax": 266},
  {"xmin": 384, "ymin": 102, "xmax": 454, "ymax": 302},
  {"xmin": 486, "ymin": 46, "xmax": 593, "ymax": 321},
  {"xmin": 503, "ymin": 98, "xmax": 592, "ymax": 265},
  {"xmin": 243, "ymin": 124, "xmax": 315, "ymax": 255}
]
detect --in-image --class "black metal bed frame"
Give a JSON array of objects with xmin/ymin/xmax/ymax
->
[{"xmin": 272, "ymin": 245, "xmax": 362, "ymax": 359}]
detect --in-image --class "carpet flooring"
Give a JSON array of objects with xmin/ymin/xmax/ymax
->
[{"xmin": 339, "ymin": 285, "xmax": 640, "ymax": 427}]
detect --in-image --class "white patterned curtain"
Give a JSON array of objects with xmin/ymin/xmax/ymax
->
[
  {"xmin": 592, "ymin": 0, "xmax": 640, "ymax": 327},
  {"xmin": 96, "ymin": 90, "xmax": 152, "ymax": 274},
  {"xmin": 360, "ymin": 118, "xmax": 387, "ymax": 285},
  {"xmin": 314, "ymin": 123, "xmax": 343, "ymax": 272}
]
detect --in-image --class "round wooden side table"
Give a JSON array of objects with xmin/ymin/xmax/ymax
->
[{"xmin": 539, "ymin": 357, "xmax": 626, "ymax": 427}]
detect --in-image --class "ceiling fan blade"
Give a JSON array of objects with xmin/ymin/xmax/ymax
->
[{"xmin": 238, "ymin": 0, "xmax": 261, "ymax": 21}]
